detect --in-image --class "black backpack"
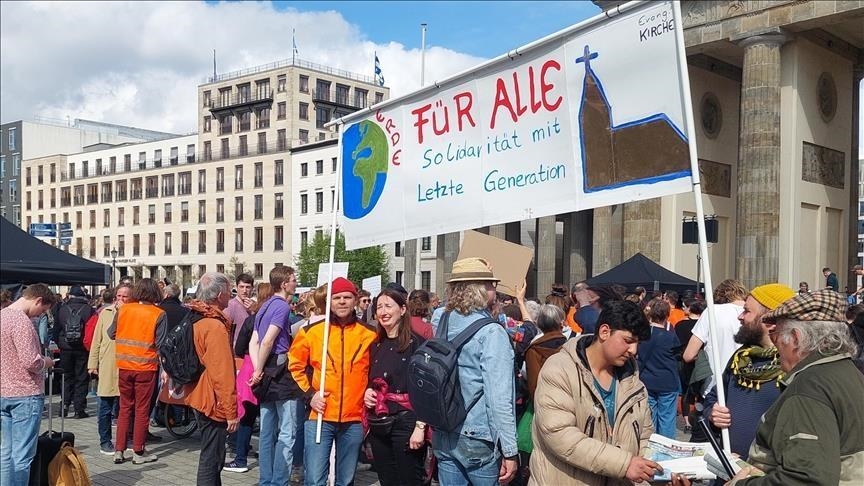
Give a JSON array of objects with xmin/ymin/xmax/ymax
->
[
  {"xmin": 407, "ymin": 312, "xmax": 497, "ymax": 432},
  {"xmin": 158, "ymin": 310, "xmax": 203, "ymax": 386},
  {"xmin": 63, "ymin": 304, "xmax": 88, "ymax": 345}
]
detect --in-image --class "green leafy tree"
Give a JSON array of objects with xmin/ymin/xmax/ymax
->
[
  {"xmin": 296, "ymin": 232, "xmax": 389, "ymax": 287},
  {"xmin": 226, "ymin": 256, "xmax": 252, "ymax": 283}
]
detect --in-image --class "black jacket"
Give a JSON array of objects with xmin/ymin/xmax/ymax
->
[
  {"xmin": 158, "ymin": 296, "xmax": 189, "ymax": 329},
  {"xmin": 52, "ymin": 296, "xmax": 94, "ymax": 350}
]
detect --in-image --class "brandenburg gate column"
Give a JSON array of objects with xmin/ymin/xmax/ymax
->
[{"xmin": 734, "ymin": 31, "xmax": 787, "ymax": 289}]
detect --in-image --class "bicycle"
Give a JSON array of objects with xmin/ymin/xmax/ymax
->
[{"xmin": 164, "ymin": 403, "xmax": 198, "ymax": 439}]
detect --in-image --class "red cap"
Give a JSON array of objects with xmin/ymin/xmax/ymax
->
[{"xmin": 331, "ymin": 277, "xmax": 358, "ymax": 297}]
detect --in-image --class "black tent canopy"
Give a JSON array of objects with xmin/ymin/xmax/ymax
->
[
  {"xmin": 0, "ymin": 217, "xmax": 110, "ymax": 285},
  {"xmin": 585, "ymin": 252, "xmax": 698, "ymax": 293}
]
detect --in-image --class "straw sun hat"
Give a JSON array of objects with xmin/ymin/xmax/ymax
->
[{"xmin": 446, "ymin": 257, "xmax": 500, "ymax": 284}]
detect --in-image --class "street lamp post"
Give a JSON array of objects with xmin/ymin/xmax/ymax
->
[{"xmin": 110, "ymin": 248, "xmax": 118, "ymax": 286}]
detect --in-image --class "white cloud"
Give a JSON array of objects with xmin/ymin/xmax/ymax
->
[{"xmin": 0, "ymin": 1, "xmax": 485, "ymax": 134}]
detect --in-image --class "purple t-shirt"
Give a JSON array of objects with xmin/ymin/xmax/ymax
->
[
  {"xmin": 226, "ymin": 297, "xmax": 252, "ymax": 346},
  {"xmin": 255, "ymin": 295, "xmax": 291, "ymax": 355}
]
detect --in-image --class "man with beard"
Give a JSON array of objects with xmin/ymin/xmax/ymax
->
[{"xmin": 702, "ymin": 283, "xmax": 796, "ymax": 458}]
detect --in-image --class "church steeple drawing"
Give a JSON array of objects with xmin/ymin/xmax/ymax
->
[{"xmin": 576, "ymin": 45, "xmax": 691, "ymax": 191}]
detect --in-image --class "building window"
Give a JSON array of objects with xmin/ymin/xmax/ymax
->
[
  {"xmin": 235, "ymin": 196, "xmax": 243, "ymax": 221},
  {"xmin": 180, "ymin": 201, "xmax": 189, "ymax": 222},
  {"xmin": 300, "ymin": 163, "xmax": 308, "ymax": 177},
  {"xmin": 148, "ymin": 233, "xmax": 156, "ymax": 256},
  {"xmin": 239, "ymin": 112, "xmax": 251, "ymax": 132},
  {"xmin": 117, "ymin": 235, "xmax": 125, "ymax": 256},
  {"xmin": 220, "ymin": 115, "xmax": 233, "ymax": 135},
  {"xmin": 203, "ymin": 90, "xmax": 211, "ymax": 107},
  {"xmin": 216, "ymin": 167, "xmax": 224, "ymax": 191},
  {"xmin": 257, "ymin": 108, "xmax": 270, "ymax": 129},
  {"xmin": 336, "ymin": 84, "xmax": 349, "ymax": 105},
  {"xmin": 421, "ymin": 271, "xmax": 431, "ymax": 290},
  {"xmin": 235, "ymin": 165, "xmax": 243, "ymax": 189},
  {"xmin": 274, "ymin": 160, "xmax": 284, "ymax": 185},
  {"xmin": 421, "ymin": 236, "xmax": 431, "ymax": 251},
  {"xmin": 61, "ymin": 187, "xmax": 71, "ymax": 207},
  {"xmin": 178, "ymin": 171, "xmax": 191, "ymax": 195},
  {"xmin": 50, "ymin": 163, "xmax": 56, "ymax": 183},
  {"xmin": 164, "ymin": 232, "xmax": 172, "ymax": 255},
  {"xmin": 198, "ymin": 264, "xmax": 206, "ymax": 276},
  {"xmin": 198, "ymin": 200, "xmax": 206, "ymax": 223},
  {"xmin": 73, "ymin": 185, "xmax": 84, "ymax": 205},
  {"xmin": 220, "ymin": 138, "xmax": 229, "ymax": 159},
  {"xmin": 103, "ymin": 208, "xmax": 110, "ymax": 228},
  {"xmin": 87, "ymin": 184, "xmax": 98, "ymax": 204},
  {"xmin": 50, "ymin": 188, "xmax": 56, "ymax": 208},
  {"xmin": 257, "ymin": 132, "xmax": 267, "ymax": 154},
  {"xmin": 203, "ymin": 116, "xmax": 211, "ymax": 133},
  {"xmin": 25, "ymin": 167, "xmax": 32, "ymax": 186},
  {"xmin": 254, "ymin": 194, "xmax": 263, "ymax": 219},
  {"xmin": 133, "ymin": 234, "xmax": 140, "ymax": 256},
  {"xmin": 239, "ymin": 135, "xmax": 248, "ymax": 156},
  {"xmin": 148, "ymin": 204, "xmax": 156, "ymax": 224},
  {"xmin": 216, "ymin": 264, "xmax": 224, "ymax": 273},
  {"xmin": 203, "ymin": 141, "xmax": 212, "ymax": 161},
  {"xmin": 161, "ymin": 174, "xmax": 174, "ymax": 197},
  {"xmin": 216, "ymin": 229, "xmax": 224, "ymax": 253},
  {"xmin": 102, "ymin": 236, "xmax": 110, "ymax": 258},
  {"xmin": 170, "ymin": 147, "xmax": 179, "ymax": 165},
  {"xmin": 164, "ymin": 203, "xmax": 172, "ymax": 223},
  {"xmin": 277, "ymin": 129, "xmax": 287, "ymax": 151},
  {"xmin": 275, "ymin": 226, "xmax": 284, "ymax": 251},
  {"xmin": 299, "ymin": 102, "xmax": 309, "ymax": 120},
  {"xmin": 254, "ymin": 227, "xmax": 263, "ymax": 252},
  {"xmin": 8, "ymin": 127, "xmax": 16, "ymax": 150},
  {"xmin": 396, "ymin": 271, "xmax": 403, "ymax": 286},
  {"xmin": 395, "ymin": 241, "xmax": 403, "ymax": 256},
  {"xmin": 299, "ymin": 129, "xmax": 309, "ymax": 143},
  {"xmin": 355, "ymin": 88, "xmax": 367, "ymax": 108},
  {"xmin": 375, "ymin": 92, "xmax": 384, "ymax": 104},
  {"xmin": 154, "ymin": 149, "xmax": 162, "ymax": 168},
  {"xmin": 256, "ymin": 79, "xmax": 270, "ymax": 99},
  {"xmin": 124, "ymin": 154, "xmax": 132, "ymax": 172},
  {"xmin": 133, "ymin": 206, "xmax": 140, "ymax": 225},
  {"xmin": 300, "ymin": 230, "xmax": 308, "ymax": 248},
  {"xmin": 315, "ymin": 191, "xmax": 323, "ymax": 213},
  {"xmin": 254, "ymin": 263, "xmax": 263, "ymax": 279},
  {"xmin": 235, "ymin": 228, "xmax": 244, "ymax": 252},
  {"xmin": 198, "ymin": 169, "xmax": 206, "ymax": 193},
  {"xmin": 69, "ymin": 162, "xmax": 75, "ymax": 179},
  {"xmin": 316, "ymin": 107, "xmax": 330, "ymax": 128},
  {"xmin": 76, "ymin": 211, "xmax": 82, "ymax": 230},
  {"xmin": 116, "ymin": 180, "xmax": 127, "ymax": 201},
  {"xmin": 332, "ymin": 157, "xmax": 338, "ymax": 172},
  {"xmin": 315, "ymin": 159, "xmax": 323, "ymax": 175},
  {"xmin": 278, "ymin": 102, "xmax": 287, "ymax": 120},
  {"xmin": 198, "ymin": 230, "xmax": 207, "ymax": 254},
  {"xmin": 299, "ymin": 75, "xmax": 309, "ymax": 93},
  {"xmin": 253, "ymin": 162, "xmax": 263, "ymax": 188},
  {"xmin": 181, "ymin": 231, "xmax": 189, "ymax": 254},
  {"xmin": 277, "ymin": 74, "xmax": 286, "ymax": 92},
  {"xmin": 274, "ymin": 193, "xmax": 283, "ymax": 218},
  {"xmin": 118, "ymin": 207, "xmax": 125, "ymax": 227},
  {"xmin": 187, "ymin": 144, "xmax": 196, "ymax": 163},
  {"xmin": 89, "ymin": 210, "xmax": 96, "ymax": 228},
  {"xmin": 146, "ymin": 176, "xmax": 158, "ymax": 198},
  {"xmin": 300, "ymin": 193, "xmax": 308, "ymax": 215},
  {"xmin": 130, "ymin": 178, "xmax": 142, "ymax": 199},
  {"xmin": 216, "ymin": 198, "xmax": 224, "ymax": 222}
]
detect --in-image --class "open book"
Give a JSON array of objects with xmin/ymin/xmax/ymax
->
[{"xmin": 642, "ymin": 434, "xmax": 716, "ymax": 481}]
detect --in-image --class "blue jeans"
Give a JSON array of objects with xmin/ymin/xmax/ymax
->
[
  {"xmin": 259, "ymin": 399, "xmax": 298, "ymax": 486},
  {"xmin": 98, "ymin": 396, "xmax": 117, "ymax": 448},
  {"xmin": 303, "ymin": 420, "xmax": 364, "ymax": 486},
  {"xmin": 648, "ymin": 391, "xmax": 679, "ymax": 439},
  {"xmin": 433, "ymin": 431, "xmax": 501, "ymax": 486},
  {"xmin": 1, "ymin": 395, "xmax": 45, "ymax": 486},
  {"xmin": 292, "ymin": 400, "xmax": 308, "ymax": 467}
]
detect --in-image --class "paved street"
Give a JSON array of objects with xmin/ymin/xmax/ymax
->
[{"xmin": 40, "ymin": 394, "xmax": 380, "ymax": 486}]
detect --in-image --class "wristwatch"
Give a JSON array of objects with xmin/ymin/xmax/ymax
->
[{"xmin": 415, "ymin": 422, "xmax": 427, "ymax": 430}]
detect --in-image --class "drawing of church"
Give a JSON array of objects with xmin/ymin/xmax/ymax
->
[{"xmin": 576, "ymin": 45, "xmax": 691, "ymax": 191}]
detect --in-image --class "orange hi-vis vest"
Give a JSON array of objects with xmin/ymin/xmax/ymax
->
[{"xmin": 115, "ymin": 303, "xmax": 164, "ymax": 372}]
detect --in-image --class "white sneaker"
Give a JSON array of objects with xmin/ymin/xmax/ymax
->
[{"xmin": 132, "ymin": 450, "xmax": 157, "ymax": 464}]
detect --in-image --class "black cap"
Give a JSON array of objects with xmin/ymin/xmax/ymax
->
[{"xmin": 68, "ymin": 285, "xmax": 87, "ymax": 297}]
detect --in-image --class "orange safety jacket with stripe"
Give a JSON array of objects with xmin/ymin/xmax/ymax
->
[{"xmin": 115, "ymin": 303, "xmax": 165, "ymax": 372}]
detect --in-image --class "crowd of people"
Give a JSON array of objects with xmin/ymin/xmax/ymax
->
[{"xmin": 1, "ymin": 260, "xmax": 863, "ymax": 486}]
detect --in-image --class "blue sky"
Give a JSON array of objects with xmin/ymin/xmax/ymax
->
[{"xmin": 273, "ymin": 1, "xmax": 601, "ymax": 58}]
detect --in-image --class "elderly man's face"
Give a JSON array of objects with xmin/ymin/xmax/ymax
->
[{"xmin": 770, "ymin": 322, "xmax": 801, "ymax": 372}]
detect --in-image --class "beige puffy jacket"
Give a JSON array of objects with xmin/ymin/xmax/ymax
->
[{"xmin": 529, "ymin": 336, "xmax": 654, "ymax": 486}]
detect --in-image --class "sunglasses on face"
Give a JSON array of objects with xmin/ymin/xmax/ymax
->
[{"xmin": 360, "ymin": 298, "xmax": 371, "ymax": 303}]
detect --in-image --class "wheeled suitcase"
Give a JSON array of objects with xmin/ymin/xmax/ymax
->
[{"xmin": 29, "ymin": 366, "xmax": 76, "ymax": 486}]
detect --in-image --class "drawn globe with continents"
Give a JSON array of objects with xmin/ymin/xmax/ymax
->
[{"xmin": 342, "ymin": 120, "xmax": 389, "ymax": 219}]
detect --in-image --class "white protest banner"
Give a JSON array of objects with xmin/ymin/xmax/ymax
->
[
  {"xmin": 337, "ymin": 0, "xmax": 692, "ymax": 249},
  {"xmin": 362, "ymin": 275, "xmax": 382, "ymax": 298},
  {"xmin": 316, "ymin": 262, "xmax": 349, "ymax": 287}
]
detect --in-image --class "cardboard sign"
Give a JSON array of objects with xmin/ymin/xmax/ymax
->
[
  {"xmin": 457, "ymin": 230, "xmax": 533, "ymax": 296},
  {"xmin": 316, "ymin": 262, "xmax": 349, "ymax": 287},
  {"xmin": 362, "ymin": 275, "xmax": 382, "ymax": 298}
]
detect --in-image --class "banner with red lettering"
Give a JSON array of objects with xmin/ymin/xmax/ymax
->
[{"xmin": 338, "ymin": 0, "xmax": 692, "ymax": 249}]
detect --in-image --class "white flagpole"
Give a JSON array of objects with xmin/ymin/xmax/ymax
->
[
  {"xmin": 316, "ymin": 124, "xmax": 344, "ymax": 443},
  {"xmin": 414, "ymin": 23, "xmax": 428, "ymax": 292},
  {"xmin": 672, "ymin": 0, "xmax": 730, "ymax": 453}
]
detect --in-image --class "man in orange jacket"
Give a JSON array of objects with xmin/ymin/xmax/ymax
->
[
  {"xmin": 182, "ymin": 272, "xmax": 239, "ymax": 485},
  {"xmin": 288, "ymin": 277, "xmax": 377, "ymax": 486}
]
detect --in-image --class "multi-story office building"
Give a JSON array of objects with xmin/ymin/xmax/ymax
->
[
  {"xmin": 1, "ymin": 119, "xmax": 172, "ymax": 225},
  {"xmin": 22, "ymin": 57, "xmax": 392, "ymax": 288}
]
